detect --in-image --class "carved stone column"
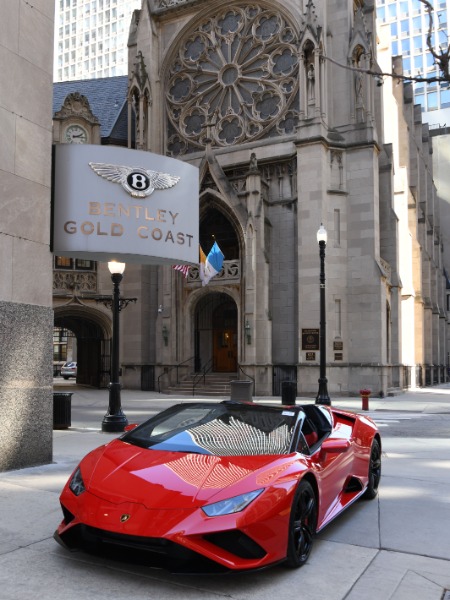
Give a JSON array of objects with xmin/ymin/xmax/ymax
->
[{"xmin": 244, "ymin": 157, "xmax": 272, "ymax": 375}]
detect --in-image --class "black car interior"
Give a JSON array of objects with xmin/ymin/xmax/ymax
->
[{"xmin": 299, "ymin": 405, "xmax": 333, "ymax": 453}]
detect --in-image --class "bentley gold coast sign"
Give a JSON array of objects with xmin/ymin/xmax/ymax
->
[{"xmin": 52, "ymin": 144, "xmax": 199, "ymax": 265}]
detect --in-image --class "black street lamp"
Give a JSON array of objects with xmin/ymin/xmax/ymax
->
[
  {"xmin": 102, "ymin": 261, "xmax": 128, "ymax": 432},
  {"xmin": 316, "ymin": 224, "xmax": 331, "ymax": 406}
]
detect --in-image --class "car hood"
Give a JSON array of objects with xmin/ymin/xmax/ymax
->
[{"xmin": 83, "ymin": 439, "xmax": 287, "ymax": 509}]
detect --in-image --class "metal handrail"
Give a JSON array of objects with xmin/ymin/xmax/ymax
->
[
  {"xmin": 238, "ymin": 364, "xmax": 255, "ymax": 396},
  {"xmin": 157, "ymin": 356, "xmax": 194, "ymax": 393},
  {"xmin": 192, "ymin": 357, "xmax": 213, "ymax": 396}
]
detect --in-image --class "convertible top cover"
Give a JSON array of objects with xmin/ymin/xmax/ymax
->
[{"xmin": 121, "ymin": 401, "xmax": 302, "ymax": 456}]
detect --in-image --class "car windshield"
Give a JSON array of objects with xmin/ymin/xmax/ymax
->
[{"xmin": 121, "ymin": 402, "xmax": 298, "ymax": 456}]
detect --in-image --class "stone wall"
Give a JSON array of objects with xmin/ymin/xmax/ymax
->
[
  {"xmin": 0, "ymin": 1, "xmax": 54, "ymax": 471},
  {"xmin": 0, "ymin": 302, "xmax": 54, "ymax": 470}
]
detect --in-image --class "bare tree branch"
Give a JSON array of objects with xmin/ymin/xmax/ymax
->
[
  {"xmin": 421, "ymin": 0, "xmax": 450, "ymax": 82},
  {"xmin": 323, "ymin": 54, "xmax": 446, "ymax": 83}
]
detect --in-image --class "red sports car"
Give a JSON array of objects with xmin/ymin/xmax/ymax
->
[{"xmin": 54, "ymin": 400, "xmax": 381, "ymax": 572}]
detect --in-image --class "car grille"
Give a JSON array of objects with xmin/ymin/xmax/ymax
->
[
  {"xmin": 83, "ymin": 525, "xmax": 174, "ymax": 554},
  {"xmin": 59, "ymin": 524, "xmax": 229, "ymax": 572}
]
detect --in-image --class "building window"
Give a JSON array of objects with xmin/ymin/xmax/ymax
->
[
  {"xmin": 55, "ymin": 256, "xmax": 73, "ymax": 269},
  {"xmin": 413, "ymin": 35, "xmax": 422, "ymax": 52},
  {"xmin": 386, "ymin": 302, "xmax": 391, "ymax": 363},
  {"xmin": 388, "ymin": 3, "xmax": 397, "ymax": 19},
  {"xmin": 400, "ymin": 1, "xmax": 408, "ymax": 15},
  {"xmin": 54, "ymin": 257, "xmax": 96, "ymax": 271},
  {"xmin": 413, "ymin": 15, "xmax": 421, "ymax": 33},
  {"xmin": 335, "ymin": 299, "xmax": 342, "ymax": 337},
  {"xmin": 438, "ymin": 29, "xmax": 448, "ymax": 48},
  {"xmin": 441, "ymin": 88, "xmax": 450, "ymax": 108},
  {"xmin": 377, "ymin": 6, "xmax": 386, "ymax": 21},
  {"xmin": 415, "ymin": 93, "xmax": 425, "ymax": 110},
  {"xmin": 400, "ymin": 19, "xmax": 409, "ymax": 36},
  {"xmin": 414, "ymin": 55, "xmax": 423, "ymax": 71},
  {"xmin": 427, "ymin": 91, "xmax": 438, "ymax": 110},
  {"xmin": 53, "ymin": 327, "xmax": 68, "ymax": 362},
  {"xmin": 75, "ymin": 259, "xmax": 96, "ymax": 270},
  {"xmin": 334, "ymin": 209, "xmax": 341, "ymax": 246}
]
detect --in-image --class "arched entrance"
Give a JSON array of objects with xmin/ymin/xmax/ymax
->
[
  {"xmin": 195, "ymin": 293, "xmax": 237, "ymax": 373},
  {"xmin": 54, "ymin": 305, "xmax": 111, "ymax": 388}
]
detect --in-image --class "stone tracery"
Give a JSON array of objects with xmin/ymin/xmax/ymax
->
[{"xmin": 165, "ymin": 5, "xmax": 300, "ymax": 156}]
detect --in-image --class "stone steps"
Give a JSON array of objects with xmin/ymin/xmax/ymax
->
[{"xmin": 165, "ymin": 373, "xmax": 238, "ymax": 397}]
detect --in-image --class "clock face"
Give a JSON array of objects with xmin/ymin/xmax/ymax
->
[{"xmin": 65, "ymin": 124, "xmax": 88, "ymax": 144}]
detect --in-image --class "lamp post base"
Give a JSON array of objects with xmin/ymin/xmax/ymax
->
[
  {"xmin": 315, "ymin": 395, "xmax": 331, "ymax": 406},
  {"xmin": 102, "ymin": 382, "xmax": 128, "ymax": 432},
  {"xmin": 102, "ymin": 413, "xmax": 128, "ymax": 433},
  {"xmin": 315, "ymin": 378, "xmax": 331, "ymax": 406}
]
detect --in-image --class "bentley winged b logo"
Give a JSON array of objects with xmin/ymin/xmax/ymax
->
[{"xmin": 89, "ymin": 162, "xmax": 180, "ymax": 198}]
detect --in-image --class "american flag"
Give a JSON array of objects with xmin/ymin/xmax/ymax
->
[{"xmin": 172, "ymin": 264, "xmax": 190, "ymax": 279}]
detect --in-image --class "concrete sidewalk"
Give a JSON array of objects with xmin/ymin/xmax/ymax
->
[{"xmin": 0, "ymin": 385, "xmax": 449, "ymax": 599}]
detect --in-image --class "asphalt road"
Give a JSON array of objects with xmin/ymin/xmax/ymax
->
[{"xmin": 367, "ymin": 411, "xmax": 450, "ymax": 438}]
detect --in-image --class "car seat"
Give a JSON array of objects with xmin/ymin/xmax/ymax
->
[{"xmin": 303, "ymin": 418, "xmax": 319, "ymax": 447}]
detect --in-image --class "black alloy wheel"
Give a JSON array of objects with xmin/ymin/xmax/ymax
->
[
  {"xmin": 285, "ymin": 479, "xmax": 317, "ymax": 568},
  {"xmin": 363, "ymin": 438, "xmax": 381, "ymax": 500}
]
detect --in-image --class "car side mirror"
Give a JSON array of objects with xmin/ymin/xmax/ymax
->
[{"xmin": 320, "ymin": 438, "xmax": 351, "ymax": 454}]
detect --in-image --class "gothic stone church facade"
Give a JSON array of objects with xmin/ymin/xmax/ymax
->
[{"xmin": 57, "ymin": 0, "xmax": 448, "ymax": 397}]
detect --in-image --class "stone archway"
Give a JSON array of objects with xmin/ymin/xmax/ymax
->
[{"xmin": 54, "ymin": 304, "xmax": 111, "ymax": 388}]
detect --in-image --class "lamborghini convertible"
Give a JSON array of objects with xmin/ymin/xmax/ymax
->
[{"xmin": 54, "ymin": 400, "xmax": 381, "ymax": 572}]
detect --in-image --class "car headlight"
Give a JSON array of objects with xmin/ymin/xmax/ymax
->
[
  {"xmin": 69, "ymin": 467, "xmax": 86, "ymax": 496},
  {"xmin": 202, "ymin": 489, "xmax": 263, "ymax": 517}
]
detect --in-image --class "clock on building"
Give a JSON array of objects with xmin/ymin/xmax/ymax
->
[{"xmin": 64, "ymin": 124, "xmax": 88, "ymax": 144}]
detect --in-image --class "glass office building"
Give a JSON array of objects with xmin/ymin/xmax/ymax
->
[
  {"xmin": 377, "ymin": 0, "xmax": 450, "ymax": 125},
  {"xmin": 54, "ymin": 0, "xmax": 141, "ymax": 82}
]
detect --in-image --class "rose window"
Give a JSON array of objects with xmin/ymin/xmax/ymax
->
[{"xmin": 166, "ymin": 5, "xmax": 299, "ymax": 156}]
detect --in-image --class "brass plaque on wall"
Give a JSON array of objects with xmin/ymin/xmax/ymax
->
[
  {"xmin": 302, "ymin": 329, "xmax": 319, "ymax": 350},
  {"xmin": 306, "ymin": 352, "xmax": 316, "ymax": 361},
  {"xmin": 333, "ymin": 341, "xmax": 343, "ymax": 350}
]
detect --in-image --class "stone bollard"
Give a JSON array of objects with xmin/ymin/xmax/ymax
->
[{"xmin": 359, "ymin": 388, "xmax": 371, "ymax": 411}]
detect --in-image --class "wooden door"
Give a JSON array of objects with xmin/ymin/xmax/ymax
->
[{"xmin": 214, "ymin": 329, "xmax": 237, "ymax": 372}]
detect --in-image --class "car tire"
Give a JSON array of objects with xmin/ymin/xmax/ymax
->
[
  {"xmin": 63, "ymin": 376, "xmax": 69, "ymax": 380},
  {"xmin": 363, "ymin": 438, "xmax": 381, "ymax": 500},
  {"xmin": 285, "ymin": 479, "xmax": 317, "ymax": 568}
]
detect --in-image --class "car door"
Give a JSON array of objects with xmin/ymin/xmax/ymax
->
[{"xmin": 308, "ymin": 410, "xmax": 355, "ymax": 527}]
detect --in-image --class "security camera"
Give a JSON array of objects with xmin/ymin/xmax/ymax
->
[{"xmin": 375, "ymin": 75, "xmax": 383, "ymax": 87}]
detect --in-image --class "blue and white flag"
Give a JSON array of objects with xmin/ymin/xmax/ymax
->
[
  {"xmin": 202, "ymin": 242, "xmax": 224, "ymax": 286},
  {"xmin": 199, "ymin": 245, "xmax": 207, "ymax": 285}
]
